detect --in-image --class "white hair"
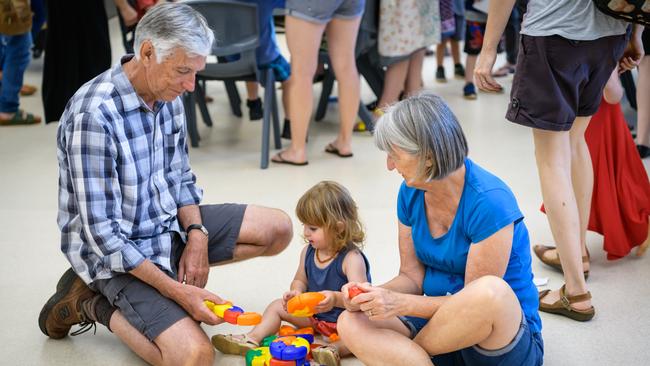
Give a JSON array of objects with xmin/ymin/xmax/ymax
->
[
  {"xmin": 133, "ymin": 2, "xmax": 214, "ymax": 62},
  {"xmin": 374, "ymin": 92, "xmax": 468, "ymax": 181}
]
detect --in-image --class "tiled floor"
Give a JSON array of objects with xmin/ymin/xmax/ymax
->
[{"xmin": 1, "ymin": 17, "xmax": 649, "ymax": 366}]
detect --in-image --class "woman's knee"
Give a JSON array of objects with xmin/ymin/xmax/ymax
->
[
  {"xmin": 337, "ymin": 310, "xmax": 366, "ymax": 339},
  {"xmin": 468, "ymin": 276, "xmax": 515, "ymax": 308}
]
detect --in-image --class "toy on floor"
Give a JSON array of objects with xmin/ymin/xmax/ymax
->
[
  {"xmin": 286, "ymin": 292, "xmax": 326, "ymax": 317},
  {"xmin": 204, "ymin": 300, "xmax": 262, "ymax": 325},
  {"xmin": 270, "ymin": 336, "xmax": 311, "ymax": 366}
]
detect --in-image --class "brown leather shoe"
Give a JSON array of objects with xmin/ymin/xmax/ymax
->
[
  {"xmin": 39, "ymin": 268, "xmax": 96, "ymax": 339},
  {"xmin": 533, "ymin": 244, "xmax": 590, "ymax": 279},
  {"xmin": 539, "ymin": 284, "xmax": 595, "ymax": 322}
]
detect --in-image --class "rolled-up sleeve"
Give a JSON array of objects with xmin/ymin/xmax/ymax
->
[{"xmin": 66, "ymin": 113, "xmax": 145, "ymax": 272}]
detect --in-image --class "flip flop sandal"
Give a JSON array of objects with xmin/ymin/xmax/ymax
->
[
  {"xmin": 0, "ymin": 109, "xmax": 41, "ymax": 126},
  {"xmin": 538, "ymin": 284, "xmax": 595, "ymax": 322},
  {"xmin": 211, "ymin": 333, "xmax": 259, "ymax": 356},
  {"xmin": 533, "ymin": 245, "xmax": 590, "ymax": 279},
  {"xmin": 325, "ymin": 143, "xmax": 353, "ymax": 158},
  {"xmin": 271, "ymin": 151, "xmax": 308, "ymax": 166},
  {"xmin": 312, "ymin": 345, "xmax": 341, "ymax": 366}
]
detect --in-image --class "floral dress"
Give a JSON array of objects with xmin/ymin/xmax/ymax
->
[{"xmin": 378, "ymin": 0, "xmax": 441, "ymax": 57}]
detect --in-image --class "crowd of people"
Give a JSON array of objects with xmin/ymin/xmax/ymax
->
[{"xmin": 1, "ymin": 0, "xmax": 644, "ymax": 365}]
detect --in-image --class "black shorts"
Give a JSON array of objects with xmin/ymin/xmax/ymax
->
[
  {"xmin": 92, "ymin": 203, "xmax": 247, "ymax": 341},
  {"xmin": 506, "ymin": 34, "xmax": 627, "ymax": 131},
  {"xmin": 464, "ymin": 21, "xmax": 486, "ymax": 55}
]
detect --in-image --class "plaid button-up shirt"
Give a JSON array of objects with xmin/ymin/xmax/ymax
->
[{"xmin": 56, "ymin": 57, "xmax": 202, "ymax": 284}]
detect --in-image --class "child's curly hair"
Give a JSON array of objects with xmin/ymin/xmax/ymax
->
[{"xmin": 296, "ymin": 181, "xmax": 365, "ymax": 252}]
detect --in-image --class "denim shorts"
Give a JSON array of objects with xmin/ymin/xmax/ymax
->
[
  {"xmin": 400, "ymin": 312, "xmax": 544, "ymax": 366},
  {"xmin": 286, "ymin": 0, "xmax": 365, "ymax": 24},
  {"xmin": 92, "ymin": 203, "xmax": 247, "ymax": 341}
]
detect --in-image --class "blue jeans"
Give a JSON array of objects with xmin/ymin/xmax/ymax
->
[{"xmin": 0, "ymin": 33, "xmax": 32, "ymax": 113}]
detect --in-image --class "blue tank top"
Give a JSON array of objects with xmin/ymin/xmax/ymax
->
[{"xmin": 304, "ymin": 245, "xmax": 371, "ymax": 323}]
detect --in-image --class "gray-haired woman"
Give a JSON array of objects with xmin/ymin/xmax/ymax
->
[{"xmin": 337, "ymin": 93, "xmax": 544, "ymax": 365}]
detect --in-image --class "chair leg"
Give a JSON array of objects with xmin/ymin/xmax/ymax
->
[
  {"xmin": 195, "ymin": 81, "xmax": 213, "ymax": 127},
  {"xmin": 261, "ymin": 73, "xmax": 275, "ymax": 169},
  {"xmin": 271, "ymin": 81, "xmax": 281, "ymax": 149},
  {"xmin": 315, "ymin": 68, "xmax": 335, "ymax": 122},
  {"xmin": 183, "ymin": 92, "xmax": 200, "ymax": 147},
  {"xmin": 224, "ymin": 80, "xmax": 242, "ymax": 117},
  {"xmin": 358, "ymin": 101, "xmax": 374, "ymax": 132}
]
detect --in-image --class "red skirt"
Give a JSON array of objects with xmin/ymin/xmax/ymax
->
[{"xmin": 542, "ymin": 100, "xmax": 650, "ymax": 259}]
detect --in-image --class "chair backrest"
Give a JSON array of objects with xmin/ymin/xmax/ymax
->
[{"xmin": 184, "ymin": 0, "xmax": 259, "ymax": 79}]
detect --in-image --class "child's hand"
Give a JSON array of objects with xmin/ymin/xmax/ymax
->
[
  {"xmin": 282, "ymin": 290, "xmax": 301, "ymax": 311},
  {"xmin": 314, "ymin": 290, "xmax": 337, "ymax": 313}
]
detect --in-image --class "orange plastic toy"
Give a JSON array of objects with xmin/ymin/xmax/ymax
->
[
  {"xmin": 286, "ymin": 292, "xmax": 326, "ymax": 317},
  {"xmin": 348, "ymin": 285, "xmax": 366, "ymax": 299}
]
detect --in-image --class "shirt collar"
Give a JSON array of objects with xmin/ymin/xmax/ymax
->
[{"xmin": 111, "ymin": 54, "xmax": 160, "ymax": 113}]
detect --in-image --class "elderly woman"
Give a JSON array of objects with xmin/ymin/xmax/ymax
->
[{"xmin": 337, "ymin": 93, "xmax": 543, "ymax": 365}]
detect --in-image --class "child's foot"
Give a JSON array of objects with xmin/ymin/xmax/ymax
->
[
  {"xmin": 211, "ymin": 334, "xmax": 259, "ymax": 356},
  {"xmin": 246, "ymin": 98, "xmax": 263, "ymax": 121},
  {"xmin": 454, "ymin": 63, "xmax": 465, "ymax": 79},
  {"xmin": 463, "ymin": 83, "xmax": 477, "ymax": 100},
  {"xmin": 312, "ymin": 345, "xmax": 341, "ymax": 366},
  {"xmin": 435, "ymin": 66, "xmax": 447, "ymax": 83}
]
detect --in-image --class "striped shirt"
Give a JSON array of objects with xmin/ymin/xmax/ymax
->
[{"xmin": 56, "ymin": 56, "xmax": 202, "ymax": 284}]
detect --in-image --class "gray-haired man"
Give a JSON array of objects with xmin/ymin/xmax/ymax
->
[{"xmin": 38, "ymin": 3, "xmax": 292, "ymax": 364}]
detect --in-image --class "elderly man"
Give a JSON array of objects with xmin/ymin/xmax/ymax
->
[{"xmin": 38, "ymin": 3, "xmax": 292, "ymax": 365}]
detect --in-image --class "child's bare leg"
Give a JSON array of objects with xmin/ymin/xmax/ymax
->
[{"xmin": 246, "ymin": 299, "xmax": 312, "ymax": 343}]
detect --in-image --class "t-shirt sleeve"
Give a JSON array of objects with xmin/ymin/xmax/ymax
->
[
  {"xmin": 397, "ymin": 182, "xmax": 412, "ymax": 226},
  {"xmin": 466, "ymin": 188, "xmax": 523, "ymax": 244}
]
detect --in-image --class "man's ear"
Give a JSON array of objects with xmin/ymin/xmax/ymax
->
[{"xmin": 139, "ymin": 40, "xmax": 155, "ymax": 65}]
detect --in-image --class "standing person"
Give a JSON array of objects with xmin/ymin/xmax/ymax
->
[
  {"xmin": 42, "ymin": 0, "xmax": 111, "ymax": 123},
  {"xmin": 38, "ymin": 4, "xmax": 292, "ymax": 365},
  {"xmin": 0, "ymin": 0, "xmax": 40, "ymax": 125},
  {"xmin": 435, "ymin": 0, "xmax": 465, "ymax": 83},
  {"xmin": 337, "ymin": 94, "xmax": 543, "ymax": 366},
  {"xmin": 213, "ymin": 181, "xmax": 371, "ymax": 366},
  {"xmin": 271, "ymin": 0, "xmax": 365, "ymax": 166},
  {"xmin": 474, "ymin": 0, "xmax": 643, "ymax": 321}
]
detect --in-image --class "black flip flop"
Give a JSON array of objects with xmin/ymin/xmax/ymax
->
[
  {"xmin": 271, "ymin": 151, "xmax": 308, "ymax": 166},
  {"xmin": 325, "ymin": 143, "xmax": 353, "ymax": 158}
]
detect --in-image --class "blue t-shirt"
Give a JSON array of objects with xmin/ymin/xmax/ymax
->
[
  {"xmin": 240, "ymin": 0, "xmax": 284, "ymax": 65},
  {"xmin": 397, "ymin": 159, "xmax": 541, "ymax": 333}
]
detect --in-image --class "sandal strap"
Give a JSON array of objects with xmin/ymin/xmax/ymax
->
[{"xmin": 559, "ymin": 285, "xmax": 592, "ymax": 310}]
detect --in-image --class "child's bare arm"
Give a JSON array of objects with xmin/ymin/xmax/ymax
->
[
  {"xmin": 282, "ymin": 246, "xmax": 309, "ymax": 308},
  {"xmin": 334, "ymin": 250, "xmax": 369, "ymax": 308}
]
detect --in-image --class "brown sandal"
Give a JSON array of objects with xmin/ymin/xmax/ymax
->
[
  {"xmin": 538, "ymin": 284, "xmax": 595, "ymax": 322},
  {"xmin": 533, "ymin": 245, "xmax": 590, "ymax": 279},
  {"xmin": 211, "ymin": 333, "xmax": 259, "ymax": 356}
]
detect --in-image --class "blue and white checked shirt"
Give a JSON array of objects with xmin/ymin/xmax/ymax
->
[{"xmin": 57, "ymin": 57, "xmax": 203, "ymax": 284}]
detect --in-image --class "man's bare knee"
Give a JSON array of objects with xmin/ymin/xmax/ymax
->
[{"xmin": 265, "ymin": 209, "xmax": 292, "ymax": 256}]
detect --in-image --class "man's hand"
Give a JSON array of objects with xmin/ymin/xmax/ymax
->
[
  {"xmin": 173, "ymin": 283, "xmax": 225, "ymax": 325},
  {"xmin": 314, "ymin": 290, "xmax": 337, "ymax": 314},
  {"xmin": 619, "ymin": 33, "xmax": 645, "ymax": 73},
  {"xmin": 178, "ymin": 231, "xmax": 210, "ymax": 288},
  {"xmin": 474, "ymin": 48, "xmax": 504, "ymax": 93}
]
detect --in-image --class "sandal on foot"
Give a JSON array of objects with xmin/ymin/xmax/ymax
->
[
  {"xmin": 538, "ymin": 284, "xmax": 595, "ymax": 321},
  {"xmin": 533, "ymin": 245, "xmax": 590, "ymax": 279},
  {"xmin": 312, "ymin": 345, "xmax": 341, "ymax": 366},
  {"xmin": 211, "ymin": 333, "xmax": 259, "ymax": 356},
  {"xmin": 0, "ymin": 109, "xmax": 41, "ymax": 126}
]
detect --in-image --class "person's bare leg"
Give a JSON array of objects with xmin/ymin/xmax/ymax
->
[
  {"xmin": 465, "ymin": 54, "xmax": 477, "ymax": 85},
  {"xmin": 215, "ymin": 205, "xmax": 292, "ymax": 265},
  {"xmin": 111, "ymin": 312, "xmax": 214, "ymax": 366},
  {"xmin": 324, "ymin": 16, "xmax": 362, "ymax": 156},
  {"xmin": 533, "ymin": 127, "xmax": 591, "ymax": 311},
  {"xmin": 245, "ymin": 81, "xmax": 259, "ymax": 101},
  {"xmin": 637, "ymin": 221, "xmax": 650, "ymax": 256},
  {"xmin": 436, "ymin": 41, "xmax": 447, "ymax": 68},
  {"xmin": 245, "ymin": 299, "xmax": 312, "ymax": 343},
  {"xmin": 405, "ymin": 48, "xmax": 426, "ymax": 95},
  {"xmin": 636, "ymin": 56, "xmax": 650, "ymax": 147},
  {"xmin": 377, "ymin": 58, "xmax": 409, "ymax": 108},
  {"xmin": 337, "ymin": 311, "xmax": 432, "ymax": 365},
  {"xmin": 272, "ymin": 16, "xmax": 326, "ymax": 164},
  {"xmin": 450, "ymin": 40, "xmax": 461, "ymax": 65},
  {"xmin": 414, "ymin": 276, "xmax": 522, "ymax": 355}
]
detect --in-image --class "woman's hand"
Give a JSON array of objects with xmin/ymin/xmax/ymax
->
[
  {"xmin": 341, "ymin": 282, "xmax": 369, "ymax": 312},
  {"xmin": 282, "ymin": 290, "xmax": 301, "ymax": 311},
  {"xmin": 315, "ymin": 290, "xmax": 337, "ymax": 313},
  {"xmin": 353, "ymin": 285, "xmax": 405, "ymax": 321}
]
